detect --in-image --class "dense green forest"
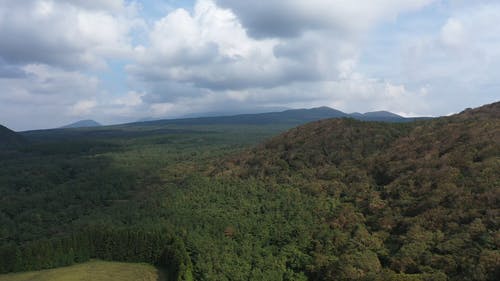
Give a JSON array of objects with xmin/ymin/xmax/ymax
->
[{"xmin": 0, "ymin": 102, "xmax": 498, "ymax": 280}]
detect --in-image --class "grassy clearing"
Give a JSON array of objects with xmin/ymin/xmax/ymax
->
[{"xmin": 0, "ymin": 260, "xmax": 166, "ymax": 281}]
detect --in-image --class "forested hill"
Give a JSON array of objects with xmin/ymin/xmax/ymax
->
[
  {"xmin": 216, "ymin": 101, "xmax": 499, "ymax": 280},
  {"xmin": 0, "ymin": 124, "xmax": 26, "ymax": 149},
  {"xmin": 0, "ymin": 102, "xmax": 497, "ymax": 281},
  {"xmin": 222, "ymin": 101, "xmax": 499, "ymax": 178}
]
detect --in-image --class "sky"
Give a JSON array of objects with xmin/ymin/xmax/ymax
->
[{"xmin": 0, "ymin": 0, "xmax": 499, "ymax": 131}]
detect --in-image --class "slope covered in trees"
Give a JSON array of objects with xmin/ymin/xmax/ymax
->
[
  {"xmin": 0, "ymin": 102, "xmax": 497, "ymax": 281},
  {"xmin": 0, "ymin": 125, "xmax": 25, "ymax": 150},
  {"xmin": 215, "ymin": 102, "xmax": 499, "ymax": 280}
]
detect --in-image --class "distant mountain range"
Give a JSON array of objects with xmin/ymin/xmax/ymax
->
[
  {"xmin": 0, "ymin": 124, "xmax": 26, "ymax": 149},
  {"xmin": 350, "ymin": 110, "xmax": 410, "ymax": 121},
  {"xmin": 131, "ymin": 106, "xmax": 427, "ymax": 127},
  {"xmin": 24, "ymin": 107, "xmax": 427, "ymax": 136},
  {"xmin": 61, "ymin": 120, "xmax": 102, "ymax": 128}
]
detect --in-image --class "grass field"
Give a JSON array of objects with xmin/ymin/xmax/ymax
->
[{"xmin": 0, "ymin": 260, "xmax": 166, "ymax": 281}]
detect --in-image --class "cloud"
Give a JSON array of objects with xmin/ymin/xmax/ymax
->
[
  {"xmin": 113, "ymin": 91, "xmax": 144, "ymax": 107},
  {"xmin": 128, "ymin": 0, "xmax": 360, "ymax": 101},
  {"xmin": 0, "ymin": 64, "xmax": 103, "ymax": 130},
  {"xmin": 361, "ymin": 1, "xmax": 500, "ymax": 113},
  {"xmin": 0, "ymin": 0, "xmax": 140, "ymax": 69},
  {"xmin": 126, "ymin": 0, "xmax": 440, "ymax": 118},
  {"xmin": 440, "ymin": 18, "xmax": 465, "ymax": 48},
  {"xmin": 135, "ymin": 0, "xmax": 499, "ymax": 120},
  {"xmin": 417, "ymin": 5, "xmax": 499, "ymax": 79},
  {"xmin": 129, "ymin": 0, "xmax": 304, "ymax": 94},
  {"xmin": 0, "ymin": 64, "xmax": 148, "ymax": 130},
  {"xmin": 52, "ymin": 0, "xmax": 125, "ymax": 11},
  {"xmin": 0, "ymin": 0, "xmax": 146, "ymax": 129},
  {"xmin": 140, "ymin": 82, "xmax": 209, "ymax": 103},
  {"xmin": 70, "ymin": 100, "xmax": 97, "ymax": 116},
  {"xmin": 69, "ymin": 91, "xmax": 146, "ymax": 119},
  {"xmin": 131, "ymin": 71, "xmax": 431, "ymax": 121},
  {"xmin": 0, "ymin": 64, "xmax": 99, "ymax": 104},
  {"xmin": 214, "ymin": 0, "xmax": 436, "ymax": 38},
  {"xmin": 0, "ymin": 59, "xmax": 26, "ymax": 79}
]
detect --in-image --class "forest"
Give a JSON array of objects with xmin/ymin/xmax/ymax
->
[{"xmin": 0, "ymin": 102, "xmax": 498, "ymax": 281}]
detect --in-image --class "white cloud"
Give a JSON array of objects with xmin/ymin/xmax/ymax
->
[
  {"xmin": 358, "ymin": 1, "xmax": 500, "ymax": 114},
  {"xmin": 0, "ymin": 0, "xmax": 141, "ymax": 69},
  {"xmin": 114, "ymin": 91, "xmax": 144, "ymax": 107},
  {"xmin": 214, "ymin": 0, "xmax": 436, "ymax": 38},
  {"xmin": 70, "ymin": 99, "xmax": 97, "ymax": 116},
  {"xmin": 126, "ymin": 0, "xmax": 440, "ymax": 119},
  {"xmin": 0, "ymin": 0, "xmax": 148, "ymax": 129},
  {"xmin": 128, "ymin": 0, "xmax": 362, "ymax": 104},
  {"xmin": 150, "ymin": 103, "xmax": 176, "ymax": 117},
  {"xmin": 129, "ymin": 74, "xmax": 431, "ymax": 121},
  {"xmin": 440, "ymin": 18, "xmax": 466, "ymax": 48},
  {"xmin": 0, "ymin": 64, "xmax": 99, "ymax": 105},
  {"xmin": 0, "ymin": 64, "xmax": 103, "ymax": 130},
  {"xmin": 130, "ymin": 0, "xmax": 439, "ymax": 92},
  {"xmin": 53, "ymin": 0, "xmax": 125, "ymax": 11},
  {"xmin": 129, "ymin": 0, "xmax": 294, "ymax": 93}
]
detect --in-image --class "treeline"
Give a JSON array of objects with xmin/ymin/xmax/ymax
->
[{"xmin": 0, "ymin": 226, "xmax": 193, "ymax": 281}]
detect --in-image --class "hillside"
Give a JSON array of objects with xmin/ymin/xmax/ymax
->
[
  {"xmin": 1, "ymin": 102, "xmax": 497, "ymax": 281},
  {"xmin": 61, "ymin": 120, "xmax": 101, "ymax": 128},
  {"xmin": 0, "ymin": 124, "xmax": 26, "ymax": 149},
  {"xmin": 217, "ymin": 101, "xmax": 500, "ymax": 280},
  {"xmin": 223, "ymin": 102, "xmax": 499, "ymax": 179}
]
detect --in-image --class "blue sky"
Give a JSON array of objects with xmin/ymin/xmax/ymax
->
[{"xmin": 0, "ymin": 0, "xmax": 499, "ymax": 130}]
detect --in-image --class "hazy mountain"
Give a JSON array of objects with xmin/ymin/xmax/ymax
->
[
  {"xmin": 132, "ymin": 106, "xmax": 418, "ymax": 127},
  {"xmin": 178, "ymin": 106, "xmax": 292, "ymax": 118},
  {"xmin": 20, "ymin": 107, "xmax": 426, "ymax": 142},
  {"xmin": 61, "ymin": 120, "xmax": 101, "ymax": 128},
  {"xmin": 0, "ymin": 124, "xmax": 26, "ymax": 149},
  {"xmin": 362, "ymin": 110, "xmax": 403, "ymax": 118},
  {"xmin": 137, "ymin": 107, "xmax": 292, "ymax": 122}
]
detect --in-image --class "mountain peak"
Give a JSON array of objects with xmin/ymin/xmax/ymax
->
[
  {"xmin": 311, "ymin": 106, "xmax": 335, "ymax": 111},
  {"xmin": 61, "ymin": 120, "xmax": 102, "ymax": 129},
  {"xmin": 362, "ymin": 111, "xmax": 403, "ymax": 118}
]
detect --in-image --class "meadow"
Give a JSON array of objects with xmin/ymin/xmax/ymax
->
[{"xmin": 0, "ymin": 260, "xmax": 165, "ymax": 281}]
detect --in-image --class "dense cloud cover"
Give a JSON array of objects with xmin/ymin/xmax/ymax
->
[
  {"xmin": 214, "ymin": 0, "xmax": 434, "ymax": 38},
  {"xmin": 0, "ymin": 0, "xmax": 499, "ymax": 130}
]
